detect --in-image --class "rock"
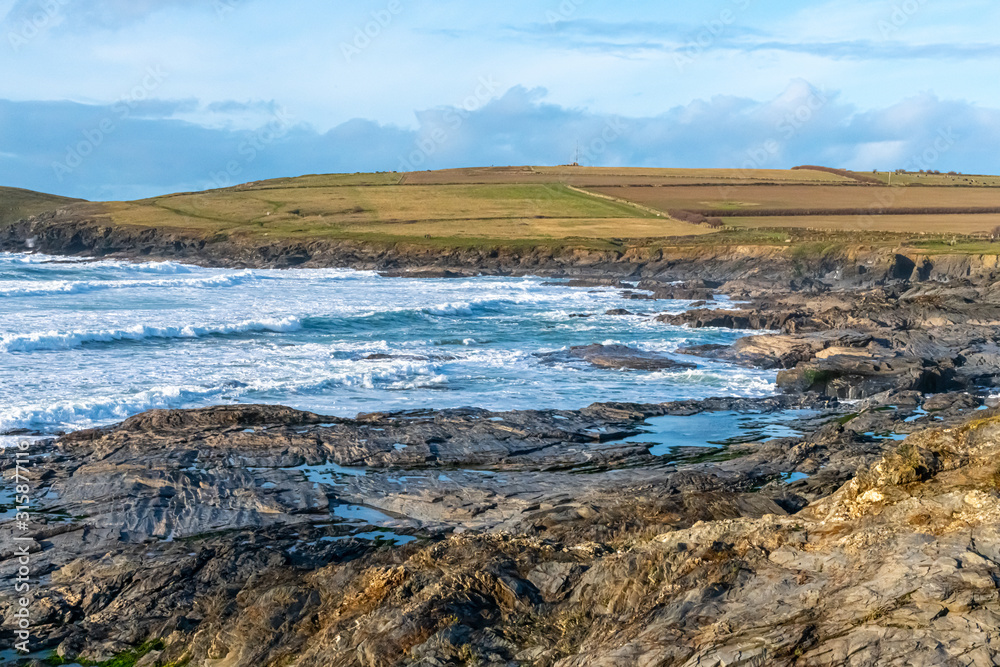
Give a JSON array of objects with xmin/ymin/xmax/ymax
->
[
  {"xmin": 135, "ymin": 651, "xmax": 162, "ymax": 667},
  {"xmin": 680, "ymin": 330, "xmax": 875, "ymax": 369},
  {"xmin": 658, "ymin": 308, "xmax": 809, "ymax": 331},
  {"xmin": 777, "ymin": 355, "xmax": 948, "ymax": 399},
  {"xmin": 527, "ymin": 562, "xmax": 584, "ymax": 601},
  {"xmin": 552, "ymin": 278, "xmax": 632, "ymax": 288},
  {"xmin": 3, "ymin": 379, "xmax": 996, "ymax": 666},
  {"xmin": 5, "ymin": 236, "xmax": 1000, "ymax": 664},
  {"xmin": 536, "ymin": 344, "xmax": 697, "ymax": 371},
  {"xmin": 364, "ymin": 353, "xmax": 430, "ymax": 361},
  {"xmin": 378, "ymin": 269, "xmax": 471, "ymax": 278},
  {"xmin": 923, "ymin": 392, "xmax": 980, "ymax": 412}
]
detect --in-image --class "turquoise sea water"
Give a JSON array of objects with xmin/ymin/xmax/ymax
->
[{"xmin": 0, "ymin": 252, "xmax": 777, "ymax": 435}]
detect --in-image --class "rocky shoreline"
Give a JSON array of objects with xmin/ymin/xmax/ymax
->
[
  {"xmin": 6, "ymin": 208, "xmax": 1000, "ymax": 287},
  {"xmin": 2, "ymin": 391, "xmax": 997, "ymax": 665},
  {"xmin": 3, "ymin": 230, "xmax": 1000, "ymax": 664}
]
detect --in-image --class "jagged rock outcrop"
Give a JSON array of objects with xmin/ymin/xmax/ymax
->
[
  {"xmin": 2, "ymin": 400, "xmax": 996, "ymax": 666},
  {"xmin": 536, "ymin": 344, "xmax": 697, "ymax": 371}
]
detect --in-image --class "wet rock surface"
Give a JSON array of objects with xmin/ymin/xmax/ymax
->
[
  {"xmin": 536, "ymin": 344, "xmax": 697, "ymax": 371},
  {"xmin": 1, "ymin": 387, "xmax": 994, "ymax": 666},
  {"xmin": 4, "ymin": 265, "xmax": 1000, "ymax": 664},
  {"xmin": 674, "ymin": 279, "xmax": 1000, "ymax": 400}
]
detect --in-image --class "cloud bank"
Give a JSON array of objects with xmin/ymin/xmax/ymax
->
[{"xmin": 1, "ymin": 81, "xmax": 997, "ymax": 201}]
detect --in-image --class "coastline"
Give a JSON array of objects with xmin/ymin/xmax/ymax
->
[
  {"xmin": 5, "ymin": 218, "xmax": 1000, "ymax": 664},
  {"xmin": 6, "ymin": 209, "xmax": 1000, "ymax": 287}
]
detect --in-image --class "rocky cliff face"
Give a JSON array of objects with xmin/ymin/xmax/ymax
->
[{"xmin": 5, "ymin": 208, "xmax": 1000, "ymax": 287}]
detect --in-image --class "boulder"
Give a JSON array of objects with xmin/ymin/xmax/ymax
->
[
  {"xmin": 777, "ymin": 355, "xmax": 950, "ymax": 399},
  {"xmin": 537, "ymin": 345, "xmax": 697, "ymax": 372}
]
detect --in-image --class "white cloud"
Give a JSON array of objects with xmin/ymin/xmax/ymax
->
[
  {"xmin": 0, "ymin": 1, "xmax": 997, "ymax": 198},
  {"xmin": 2, "ymin": 82, "xmax": 997, "ymax": 200},
  {"xmin": 2, "ymin": 0, "xmax": 999, "ymax": 134}
]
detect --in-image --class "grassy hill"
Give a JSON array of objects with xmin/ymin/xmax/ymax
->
[
  {"xmin": 6, "ymin": 167, "xmax": 1000, "ymax": 256},
  {"xmin": 0, "ymin": 186, "xmax": 84, "ymax": 226},
  {"xmin": 70, "ymin": 172, "xmax": 713, "ymax": 246}
]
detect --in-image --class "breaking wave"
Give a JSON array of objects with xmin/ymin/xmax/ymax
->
[{"xmin": 1, "ymin": 316, "xmax": 302, "ymax": 353}]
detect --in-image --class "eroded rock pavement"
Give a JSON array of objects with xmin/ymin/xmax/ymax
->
[{"xmin": 4, "ymin": 274, "xmax": 1000, "ymax": 666}]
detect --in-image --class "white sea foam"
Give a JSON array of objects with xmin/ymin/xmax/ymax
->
[
  {"xmin": 83, "ymin": 259, "xmax": 195, "ymax": 274},
  {"xmin": 0, "ymin": 316, "xmax": 301, "ymax": 353},
  {"xmin": 418, "ymin": 294, "xmax": 560, "ymax": 317},
  {"xmin": 252, "ymin": 358, "xmax": 447, "ymax": 394},
  {"xmin": 1, "ymin": 367, "xmax": 440, "ymax": 432},
  {"xmin": 0, "ymin": 254, "xmax": 193, "ymax": 273},
  {"xmin": 0, "ymin": 252, "xmax": 88, "ymax": 264},
  {"xmin": 0, "ymin": 252, "xmax": 779, "ymax": 434},
  {"xmin": 423, "ymin": 301, "xmax": 477, "ymax": 316},
  {"xmin": 659, "ymin": 368, "xmax": 777, "ymax": 395},
  {"xmin": 0, "ymin": 384, "xmax": 237, "ymax": 433},
  {"xmin": 0, "ymin": 271, "xmax": 255, "ymax": 297}
]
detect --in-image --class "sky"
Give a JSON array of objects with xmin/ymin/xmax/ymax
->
[{"xmin": 1, "ymin": 0, "xmax": 998, "ymax": 200}]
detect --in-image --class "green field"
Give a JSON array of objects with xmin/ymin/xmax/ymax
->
[
  {"xmin": 0, "ymin": 186, "xmax": 82, "ymax": 226},
  {"xmin": 5, "ymin": 166, "xmax": 1000, "ymax": 253},
  {"xmin": 87, "ymin": 181, "xmax": 710, "ymax": 242}
]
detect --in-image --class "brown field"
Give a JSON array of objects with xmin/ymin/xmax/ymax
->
[
  {"xmin": 725, "ymin": 214, "xmax": 1000, "ymax": 235},
  {"xmin": 358, "ymin": 216, "xmax": 715, "ymax": 239},
  {"xmin": 588, "ymin": 184, "xmax": 1000, "ymax": 214},
  {"xmin": 856, "ymin": 172, "xmax": 1000, "ymax": 188},
  {"xmin": 9, "ymin": 166, "xmax": 1000, "ymax": 250},
  {"xmin": 400, "ymin": 165, "xmax": 854, "ymax": 187}
]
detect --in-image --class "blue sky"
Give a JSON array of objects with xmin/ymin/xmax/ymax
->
[{"xmin": 1, "ymin": 0, "xmax": 998, "ymax": 200}]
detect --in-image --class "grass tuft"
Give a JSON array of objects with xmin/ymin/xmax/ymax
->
[{"xmin": 48, "ymin": 640, "xmax": 166, "ymax": 667}]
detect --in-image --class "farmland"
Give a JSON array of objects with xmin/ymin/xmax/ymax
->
[
  {"xmin": 400, "ymin": 165, "xmax": 855, "ymax": 186},
  {"xmin": 586, "ymin": 184, "xmax": 1000, "ymax": 214},
  {"xmin": 6, "ymin": 166, "xmax": 1000, "ymax": 251},
  {"xmin": 79, "ymin": 180, "xmax": 711, "ymax": 243},
  {"xmin": 724, "ymin": 214, "xmax": 1000, "ymax": 235},
  {"xmin": 858, "ymin": 171, "xmax": 1000, "ymax": 188}
]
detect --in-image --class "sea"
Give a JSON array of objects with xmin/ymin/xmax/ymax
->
[{"xmin": 0, "ymin": 252, "xmax": 777, "ymax": 436}]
